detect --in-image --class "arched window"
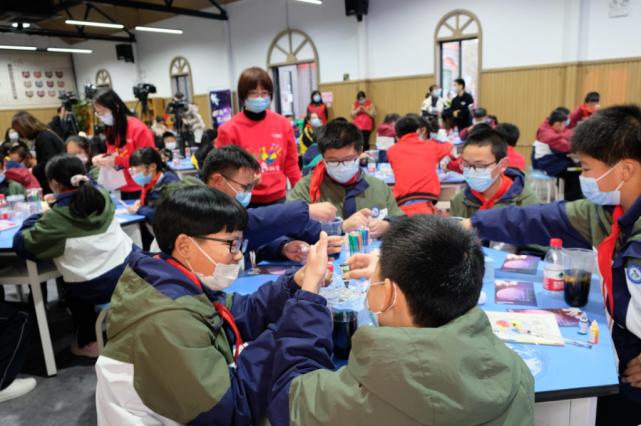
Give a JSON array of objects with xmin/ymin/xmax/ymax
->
[
  {"xmin": 169, "ymin": 56, "xmax": 194, "ymax": 102},
  {"xmin": 434, "ymin": 10, "xmax": 482, "ymax": 102},
  {"xmin": 267, "ymin": 29, "xmax": 320, "ymax": 119},
  {"xmin": 95, "ymin": 69, "xmax": 112, "ymax": 88}
]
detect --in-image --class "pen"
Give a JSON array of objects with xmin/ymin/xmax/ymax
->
[{"xmin": 526, "ymin": 331, "xmax": 593, "ymax": 349}]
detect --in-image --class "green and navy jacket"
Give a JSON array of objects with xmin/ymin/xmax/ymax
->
[
  {"xmin": 87, "ymin": 164, "xmax": 100, "ymax": 182},
  {"xmin": 95, "ymin": 249, "xmax": 316, "ymax": 425},
  {"xmin": 264, "ymin": 300, "xmax": 534, "ymax": 425},
  {"xmin": 13, "ymin": 188, "xmax": 135, "ymax": 304},
  {"xmin": 0, "ymin": 177, "xmax": 27, "ymax": 198},
  {"xmin": 472, "ymin": 196, "xmax": 641, "ymax": 404},
  {"xmin": 287, "ymin": 170, "xmax": 405, "ymax": 221},
  {"xmin": 136, "ymin": 171, "xmax": 180, "ymax": 224}
]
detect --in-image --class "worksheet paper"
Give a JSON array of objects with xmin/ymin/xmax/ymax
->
[{"xmin": 485, "ymin": 311, "xmax": 565, "ymax": 346}]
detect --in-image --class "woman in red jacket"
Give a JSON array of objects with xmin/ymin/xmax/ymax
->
[
  {"xmin": 307, "ymin": 90, "xmax": 327, "ymax": 125},
  {"xmin": 91, "ymin": 89, "xmax": 155, "ymax": 200},
  {"xmin": 216, "ymin": 67, "xmax": 301, "ymax": 208},
  {"xmin": 350, "ymin": 91, "xmax": 376, "ymax": 151}
]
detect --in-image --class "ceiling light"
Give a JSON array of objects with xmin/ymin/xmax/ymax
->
[
  {"xmin": 0, "ymin": 45, "xmax": 37, "ymax": 51},
  {"xmin": 295, "ymin": 0, "xmax": 323, "ymax": 4},
  {"xmin": 11, "ymin": 23, "xmax": 31, "ymax": 28},
  {"xmin": 47, "ymin": 47, "xmax": 92, "ymax": 54},
  {"xmin": 135, "ymin": 26, "xmax": 183, "ymax": 34},
  {"xmin": 65, "ymin": 20, "xmax": 123, "ymax": 29}
]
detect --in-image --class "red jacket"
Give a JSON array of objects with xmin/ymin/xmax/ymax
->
[
  {"xmin": 377, "ymin": 122, "xmax": 396, "ymax": 138},
  {"xmin": 106, "ymin": 116, "xmax": 155, "ymax": 193},
  {"xmin": 6, "ymin": 167, "xmax": 40, "ymax": 190},
  {"xmin": 507, "ymin": 146, "xmax": 526, "ymax": 171},
  {"xmin": 387, "ymin": 134, "xmax": 452, "ymax": 203},
  {"xmin": 353, "ymin": 100, "xmax": 373, "ymax": 131},
  {"xmin": 568, "ymin": 103, "xmax": 596, "ymax": 129},
  {"xmin": 216, "ymin": 110, "xmax": 301, "ymax": 203},
  {"xmin": 536, "ymin": 118, "xmax": 573, "ymax": 153}
]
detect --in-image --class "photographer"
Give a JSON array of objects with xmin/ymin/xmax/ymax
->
[
  {"xmin": 48, "ymin": 106, "xmax": 75, "ymax": 141},
  {"xmin": 165, "ymin": 92, "xmax": 198, "ymax": 153}
]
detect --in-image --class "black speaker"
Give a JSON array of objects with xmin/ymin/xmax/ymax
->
[
  {"xmin": 345, "ymin": 0, "xmax": 368, "ymax": 20},
  {"xmin": 116, "ymin": 44, "xmax": 134, "ymax": 63}
]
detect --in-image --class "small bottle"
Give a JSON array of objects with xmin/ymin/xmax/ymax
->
[
  {"xmin": 185, "ymin": 147, "xmax": 191, "ymax": 160},
  {"xmin": 578, "ymin": 312, "xmax": 589, "ymax": 334},
  {"xmin": 588, "ymin": 320, "xmax": 599, "ymax": 344},
  {"xmin": 543, "ymin": 238, "xmax": 565, "ymax": 291},
  {"xmin": 172, "ymin": 149, "xmax": 180, "ymax": 166},
  {"xmin": 340, "ymin": 263, "xmax": 350, "ymax": 287}
]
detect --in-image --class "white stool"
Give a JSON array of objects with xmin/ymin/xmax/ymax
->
[
  {"xmin": 530, "ymin": 170, "xmax": 558, "ymax": 203},
  {"xmin": 95, "ymin": 302, "xmax": 110, "ymax": 354}
]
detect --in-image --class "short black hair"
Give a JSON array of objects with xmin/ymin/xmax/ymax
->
[
  {"xmin": 332, "ymin": 117, "xmax": 348, "ymax": 123},
  {"xmin": 155, "ymin": 116, "xmax": 164, "ymax": 123},
  {"xmin": 379, "ymin": 215, "xmax": 484, "ymax": 328},
  {"xmin": 357, "ymin": 91, "xmax": 366, "ymax": 99},
  {"xmin": 549, "ymin": 110, "xmax": 568, "ymax": 126},
  {"xmin": 162, "ymin": 132, "xmax": 176, "ymax": 141},
  {"xmin": 154, "ymin": 185, "xmax": 249, "ymax": 254},
  {"xmin": 384, "ymin": 113, "xmax": 401, "ymax": 124},
  {"xmin": 454, "ymin": 78, "xmax": 465, "ymax": 89},
  {"xmin": 395, "ymin": 115, "xmax": 421, "ymax": 138},
  {"xmin": 202, "ymin": 145, "xmax": 260, "ymax": 183},
  {"xmin": 555, "ymin": 106, "xmax": 570, "ymax": 115},
  {"xmin": 585, "ymin": 92, "xmax": 600, "ymax": 103},
  {"xmin": 9, "ymin": 142, "xmax": 30, "ymax": 160},
  {"xmin": 463, "ymin": 127, "xmax": 508, "ymax": 161},
  {"xmin": 175, "ymin": 92, "xmax": 185, "ymax": 99},
  {"xmin": 572, "ymin": 104, "xmax": 641, "ymax": 166},
  {"xmin": 473, "ymin": 108, "xmax": 487, "ymax": 119},
  {"xmin": 317, "ymin": 121, "xmax": 363, "ymax": 154},
  {"xmin": 495, "ymin": 123, "xmax": 520, "ymax": 147}
]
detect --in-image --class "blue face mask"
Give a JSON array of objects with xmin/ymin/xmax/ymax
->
[
  {"xmin": 325, "ymin": 160, "xmax": 360, "ymax": 183},
  {"xmin": 245, "ymin": 96, "xmax": 271, "ymax": 113},
  {"xmin": 311, "ymin": 118, "xmax": 321, "ymax": 127},
  {"xmin": 579, "ymin": 162, "xmax": 624, "ymax": 205},
  {"xmin": 358, "ymin": 99, "xmax": 366, "ymax": 105},
  {"xmin": 132, "ymin": 171, "xmax": 152, "ymax": 187},
  {"xmin": 566, "ymin": 118, "xmax": 571, "ymax": 126},
  {"xmin": 434, "ymin": 89, "xmax": 442, "ymax": 97},
  {"xmin": 463, "ymin": 164, "xmax": 500, "ymax": 193},
  {"xmin": 313, "ymin": 95, "xmax": 321, "ymax": 103},
  {"xmin": 224, "ymin": 177, "xmax": 252, "ymax": 208}
]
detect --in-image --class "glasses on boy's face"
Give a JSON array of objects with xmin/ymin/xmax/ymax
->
[
  {"xmin": 325, "ymin": 158, "xmax": 359, "ymax": 167},
  {"xmin": 196, "ymin": 236, "xmax": 249, "ymax": 254},
  {"xmin": 462, "ymin": 161, "xmax": 498, "ymax": 172},
  {"xmin": 223, "ymin": 176, "xmax": 254, "ymax": 193},
  {"xmin": 247, "ymin": 90, "xmax": 270, "ymax": 99}
]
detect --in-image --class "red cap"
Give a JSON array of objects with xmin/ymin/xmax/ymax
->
[
  {"xmin": 550, "ymin": 238, "xmax": 563, "ymax": 248},
  {"xmin": 327, "ymin": 263, "xmax": 334, "ymax": 273}
]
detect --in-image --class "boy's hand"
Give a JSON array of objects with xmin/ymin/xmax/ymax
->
[
  {"xmin": 343, "ymin": 208, "xmax": 372, "ymax": 233},
  {"xmin": 309, "ymin": 202, "xmax": 337, "ymax": 222},
  {"xmin": 253, "ymin": 172, "xmax": 262, "ymax": 186},
  {"xmin": 345, "ymin": 253, "xmax": 379, "ymax": 280},
  {"xmin": 127, "ymin": 200, "xmax": 141, "ymax": 215},
  {"xmin": 282, "ymin": 240, "xmax": 310, "ymax": 263},
  {"xmin": 301, "ymin": 232, "xmax": 329, "ymax": 294},
  {"xmin": 44, "ymin": 193, "xmax": 56, "ymax": 206},
  {"xmin": 327, "ymin": 235, "xmax": 343, "ymax": 256},
  {"xmin": 368, "ymin": 218, "xmax": 389, "ymax": 239},
  {"xmin": 623, "ymin": 353, "xmax": 641, "ymax": 388}
]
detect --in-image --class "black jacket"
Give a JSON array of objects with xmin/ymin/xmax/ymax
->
[
  {"xmin": 32, "ymin": 129, "xmax": 64, "ymax": 194},
  {"xmin": 47, "ymin": 116, "xmax": 74, "ymax": 141},
  {"xmin": 449, "ymin": 92, "xmax": 475, "ymax": 130}
]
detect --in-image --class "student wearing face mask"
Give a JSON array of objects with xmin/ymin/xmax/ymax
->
[
  {"xmin": 288, "ymin": 121, "xmax": 404, "ymax": 239},
  {"xmin": 95, "ymin": 185, "xmax": 336, "ymax": 425},
  {"xmin": 262, "ymin": 214, "xmax": 535, "ymax": 426},
  {"xmin": 421, "ymin": 85, "xmax": 447, "ymax": 124},
  {"xmin": 14, "ymin": 154, "xmax": 135, "ymax": 357},
  {"xmin": 5, "ymin": 143, "xmax": 40, "ymax": 190},
  {"xmin": 91, "ymin": 88, "xmax": 155, "ymax": 200},
  {"xmin": 11, "ymin": 111, "xmax": 64, "ymax": 194},
  {"xmin": 65, "ymin": 135, "xmax": 99, "ymax": 181},
  {"xmin": 0, "ymin": 156, "xmax": 27, "ymax": 197},
  {"xmin": 350, "ymin": 91, "xmax": 376, "ymax": 151},
  {"xmin": 299, "ymin": 112, "xmax": 321, "ymax": 155},
  {"xmin": 462, "ymin": 105, "xmax": 641, "ymax": 426},
  {"xmin": 4, "ymin": 127, "xmax": 20, "ymax": 147},
  {"xmin": 216, "ymin": 67, "xmax": 301, "ymax": 208},
  {"xmin": 307, "ymin": 90, "xmax": 327, "ymax": 125},
  {"xmin": 568, "ymin": 92, "xmax": 600, "ymax": 129},
  {"xmin": 459, "ymin": 107, "xmax": 496, "ymax": 141},
  {"xmin": 387, "ymin": 115, "xmax": 453, "ymax": 215}
]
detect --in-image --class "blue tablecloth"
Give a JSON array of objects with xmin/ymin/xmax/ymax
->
[
  {"xmin": 362, "ymin": 163, "xmax": 465, "ymax": 186},
  {"xmin": 227, "ymin": 244, "xmax": 619, "ymax": 402},
  {"xmin": 167, "ymin": 159, "xmax": 196, "ymax": 171}
]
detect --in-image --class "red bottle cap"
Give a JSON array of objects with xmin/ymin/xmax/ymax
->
[
  {"xmin": 327, "ymin": 263, "xmax": 334, "ymax": 273},
  {"xmin": 550, "ymin": 238, "xmax": 563, "ymax": 248}
]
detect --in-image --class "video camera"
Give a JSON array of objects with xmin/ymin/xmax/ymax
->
[
  {"xmin": 58, "ymin": 91, "xmax": 78, "ymax": 112},
  {"xmin": 133, "ymin": 83, "xmax": 157, "ymax": 102},
  {"xmin": 167, "ymin": 98, "xmax": 187, "ymax": 112},
  {"xmin": 85, "ymin": 83, "xmax": 99, "ymax": 100}
]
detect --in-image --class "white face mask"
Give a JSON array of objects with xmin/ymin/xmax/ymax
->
[
  {"xmin": 364, "ymin": 281, "xmax": 397, "ymax": 327},
  {"xmin": 100, "ymin": 112, "xmax": 114, "ymax": 126},
  {"xmin": 186, "ymin": 237, "xmax": 240, "ymax": 291}
]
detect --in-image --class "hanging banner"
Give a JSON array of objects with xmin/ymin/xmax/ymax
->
[{"xmin": 209, "ymin": 89, "xmax": 233, "ymax": 128}]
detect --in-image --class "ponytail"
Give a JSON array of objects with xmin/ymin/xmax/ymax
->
[{"xmin": 45, "ymin": 154, "xmax": 106, "ymax": 218}]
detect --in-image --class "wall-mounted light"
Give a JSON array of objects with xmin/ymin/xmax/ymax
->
[
  {"xmin": 65, "ymin": 20, "xmax": 124, "ymax": 29},
  {"xmin": 294, "ymin": 0, "xmax": 323, "ymax": 4},
  {"xmin": 47, "ymin": 47, "xmax": 92, "ymax": 54},
  {"xmin": 135, "ymin": 26, "xmax": 183, "ymax": 34},
  {"xmin": 0, "ymin": 45, "xmax": 37, "ymax": 51}
]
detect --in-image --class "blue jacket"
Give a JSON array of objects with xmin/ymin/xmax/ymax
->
[{"xmin": 137, "ymin": 171, "xmax": 181, "ymax": 224}]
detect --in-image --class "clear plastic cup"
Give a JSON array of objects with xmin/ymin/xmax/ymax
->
[
  {"xmin": 562, "ymin": 248, "xmax": 595, "ymax": 307},
  {"xmin": 320, "ymin": 217, "xmax": 343, "ymax": 236},
  {"xmin": 7, "ymin": 194, "xmax": 25, "ymax": 211},
  {"xmin": 365, "ymin": 150, "xmax": 380, "ymax": 163}
]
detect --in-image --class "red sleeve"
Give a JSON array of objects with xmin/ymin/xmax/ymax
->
[
  {"xmin": 436, "ymin": 142, "xmax": 453, "ymax": 162},
  {"xmin": 215, "ymin": 122, "xmax": 233, "ymax": 148},
  {"xmin": 545, "ymin": 133, "xmax": 572, "ymax": 153},
  {"xmin": 114, "ymin": 118, "xmax": 154, "ymax": 168},
  {"xmin": 460, "ymin": 127, "xmax": 469, "ymax": 141},
  {"xmin": 567, "ymin": 105, "xmax": 583, "ymax": 129},
  {"xmin": 447, "ymin": 156, "xmax": 463, "ymax": 174},
  {"xmin": 282, "ymin": 121, "xmax": 301, "ymax": 187}
]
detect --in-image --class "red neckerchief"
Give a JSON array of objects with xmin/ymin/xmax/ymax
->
[
  {"xmin": 309, "ymin": 161, "xmax": 360, "ymax": 203},
  {"xmin": 597, "ymin": 206, "xmax": 623, "ymax": 326},
  {"xmin": 157, "ymin": 255, "xmax": 244, "ymax": 361},
  {"xmin": 140, "ymin": 172, "xmax": 162, "ymax": 206},
  {"xmin": 470, "ymin": 173, "xmax": 513, "ymax": 210},
  {"xmin": 304, "ymin": 124, "xmax": 313, "ymax": 130},
  {"xmin": 581, "ymin": 102, "xmax": 596, "ymax": 117}
]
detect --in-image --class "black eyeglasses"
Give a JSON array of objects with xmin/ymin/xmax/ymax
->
[
  {"xmin": 325, "ymin": 158, "xmax": 359, "ymax": 167},
  {"xmin": 222, "ymin": 176, "xmax": 254, "ymax": 193},
  {"xmin": 462, "ymin": 161, "xmax": 498, "ymax": 173},
  {"xmin": 195, "ymin": 236, "xmax": 249, "ymax": 254}
]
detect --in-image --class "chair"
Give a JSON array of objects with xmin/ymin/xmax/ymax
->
[
  {"xmin": 95, "ymin": 302, "xmax": 110, "ymax": 354},
  {"xmin": 529, "ymin": 167, "xmax": 558, "ymax": 203}
]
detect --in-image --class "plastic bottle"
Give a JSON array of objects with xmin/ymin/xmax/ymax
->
[
  {"xmin": 578, "ymin": 312, "xmax": 589, "ymax": 334},
  {"xmin": 589, "ymin": 320, "xmax": 599, "ymax": 344},
  {"xmin": 452, "ymin": 126, "xmax": 460, "ymax": 144},
  {"xmin": 543, "ymin": 238, "xmax": 565, "ymax": 291}
]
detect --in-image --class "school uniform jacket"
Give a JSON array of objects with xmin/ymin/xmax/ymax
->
[
  {"xmin": 136, "ymin": 171, "xmax": 180, "ymax": 224},
  {"xmin": 0, "ymin": 178, "xmax": 27, "ymax": 198},
  {"xmin": 95, "ymin": 250, "xmax": 314, "ymax": 425},
  {"xmin": 299, "ymin": 125, "xmax": 313, "ymax": 155},
  {"xmin": 471, "ymin": 196, "xmax": 641, "ymax": 404},
  {"xmin": 287, "ymin": 171, "xmax": 405, "ymax": 221},
  {"xmin": 531, "ymin": 118, "xmax": 575, "ymax": 176},
  {"xmin": 265, "ymin": 302, "xmax": 534, "ymax": 426},
  {"xmin": 13, "ymin": 189, "xmax": 134, "ymax": 304}
]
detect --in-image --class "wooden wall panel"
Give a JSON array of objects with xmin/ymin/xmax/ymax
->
[
  {"xmin": 577, "ymin": 59, "xmax": 641, "ymax": 107},
  {"xmin": 318, "ymin": 80, "xmax": 368, "ymax": 122},
  {"xmin": 0, "ymin": 107, "xmax": 60, "ymax": 137},
  {"xmin": 369, "ymin": 75, "xmax": 435, "ymax": 129}
]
